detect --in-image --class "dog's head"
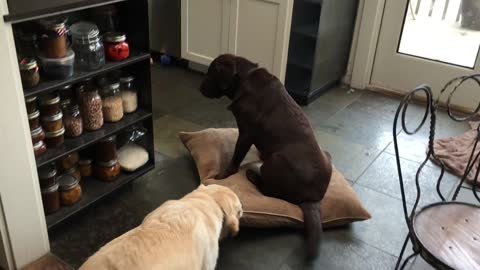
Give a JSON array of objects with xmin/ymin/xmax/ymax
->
[
  {"xmin": 199, "ymin": 184, "xmax": 243, "ymax": 238},
  {"xmin": 200, "ymin": 54, "xmax": 257, "ymax": 99}
]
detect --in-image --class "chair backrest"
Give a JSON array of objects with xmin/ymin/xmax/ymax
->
[{"xmin": 392, "ymin": 75, "xmax": 480, "ymax": 229}]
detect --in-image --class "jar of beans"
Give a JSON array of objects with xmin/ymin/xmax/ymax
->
[
  {"xmin": 120, "ymin": 75, "xmax": 138, "ymax": 113},
  {"xmin": 63, "ymin": 104, "xmax": 83, "ymax": 137},
  {"xmin": 81, "ymin": 88, "xmax": 104, "ymax": 131},
  {"xmin": 101, "ymin": 82, "xmax": 123, "ymax": 122}
]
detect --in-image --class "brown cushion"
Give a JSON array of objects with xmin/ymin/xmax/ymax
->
[{"xmin": 179, "ymin": 128, "xmax": 371, "ymax": 228}]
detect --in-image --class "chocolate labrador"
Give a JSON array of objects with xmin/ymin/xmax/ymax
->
[{"xmin": 199, "ymin": 54, "xmax": 332, "ymax": 258}]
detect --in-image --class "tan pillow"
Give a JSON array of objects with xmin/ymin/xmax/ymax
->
[{"xmin": 179, "ymin": 128, "xmax": 371, "ymax": 228}]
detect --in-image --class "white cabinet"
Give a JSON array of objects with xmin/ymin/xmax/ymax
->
[{"xmin": 181, "ymin": 0, "xmax": 293, "ymax": 81}]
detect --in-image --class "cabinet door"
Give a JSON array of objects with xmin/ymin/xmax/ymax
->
[
  {"xmin": 181, "ymin": 0, "xmax": 231, "ymax": 66},
  {"xmin": 229, "ymin": 0, "xmax": 293, "ymax": 82}
]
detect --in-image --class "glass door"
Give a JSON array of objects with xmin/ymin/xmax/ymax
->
[{"xmin": 371, "ymin": 0, "xmax": 480, "ymax": 109}]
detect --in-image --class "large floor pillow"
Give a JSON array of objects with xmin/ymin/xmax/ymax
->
[{"xmin": 179, "ymin": 128, "xmax": 371, "ymax": 229}]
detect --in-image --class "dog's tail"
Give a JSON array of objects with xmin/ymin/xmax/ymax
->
[{"xmin": 300, "ymin": 201, "xmax": 322, "ymax": 259}]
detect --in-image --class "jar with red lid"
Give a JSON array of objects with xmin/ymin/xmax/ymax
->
[{"xmin": 104, "ymin": 32, "xmax": 130, "ymax": 61}]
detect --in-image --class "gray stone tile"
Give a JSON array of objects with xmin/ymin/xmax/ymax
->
[
  {"xmin": 283, "ymin": 228, "xmax": 397, "ymax": 270},
  {"xmin": 314, "ymin": 129, "xmax": 382, "ymax": 181},
  {"xmin": 303, "ymin": 100, "xmax": 343, "ymax": 127},
  {"xmin": 315, "ymin": 86, "xmax": 363, "ymax": 109},
  {"xmin": 344, "ymin": 91, "xmax": 403, "ymax": 122},
  {"xmin": 453, "ymin": 187, "xmax": 480, "ymax": 204},
  {"xmin": 173, "ymin": 96, "xmax": 237, "ymax": 128},
  {"xmin": 216, "ymin": 228, "xmax": 303, "ymax": 270},
  {"xmin": 356, "ymin": 152, "xmax": 458, "ymax": 207},
  {"xmin": 153, "ymin": 114, "xmax": 204, "ymax": 158},
  {"xmin": 408, "ymin": 257, "xmax": 436, "ymax": 270},
  {"xmin": 349, "ymin": 184, "xmax": 410, "ymax": 256}
]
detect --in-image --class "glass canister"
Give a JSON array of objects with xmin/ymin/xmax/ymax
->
[
  {"xmin": 33, "ymin": 140, "xmax": 47, "ymax": 157},
  {"xmin": 41, "ymin": 19, "xmax": 68, "ymax": 58},
  {"xmin": 63, "ymin": 104, "xmax": 83, "ymax": 137},
  {"xmin": 39, "ymin": 93, "xmax": 61, "ymax": 116},
  {"xmin": 19, "ymin": 58, "xmax": 40, "ymax": 89},
  {"xmin": 41, "ymin": 183, "xmax": 60, "ymax": 214},
  {"xmin": 79, "ymin": 159, "xmax": 92, "ymax": 177},
  {"xmin": 45, "ymin": 127, "xmax": 65, "ymax": 148},
  {"xmin": 25, "ymin": 96, "xmax": 38, "ymax": 114},
  {"xmin": 101, "ymin": 82, "xmax": 124, "ymax": 122},
  {"xmin": 94, "ymin": 159, "xmax": 120, "ymax": 181},
  {"xmin": 91, "ymin": 5, "xmax": 120, "ymax": 33},
  {"xmin": 58, "ymin": 174, "xmax": 82, "ymax": 206},
  {"xmin": 56, "ymin": 152, "xmax": 79, "ymax": 173},
  {"xmin": 31, "ymin": 126, "xmax": 45, "ymax": 144},
  {"xmin": 81, "ymin": 88, "xmax": 104, "ymax": 131},
  {"xmin": 28, "ymin": 110, "xmax": 40, "ymax": 130},
  {"xmin": 41, "ymin": 111, "xmax": 63, "ymax": 133},
  {"xmin": 38, "ymin": 164, "xmax": 57, "ymax": 188},
  {"xmin": 70, "ymin": 22, "xmax": 105, "ymax": 71},
  {"xmin": 120, "ymin": 75, "xmax": 138, "ymax": 113},
  {"xmin": 104, "ymin": 32, "xmax": 130, "ymax": 61},
  {"xmin": 96, "ymin": 135, "xmax": 117, "ymax": 162}
]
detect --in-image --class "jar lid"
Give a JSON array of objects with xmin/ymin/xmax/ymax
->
[
  {"xmin": 59, "ymin": 174, "xmax": 79, "ymax": 191},
  {"xmin": 25, "ymin": 96, "xmax": 37, "ymax": 103},
  {"xmin": 64, "ymin": 104, "xmax": 80, "ymax": 113},
  {"xmin": 119, "ymin": 75, "xmax": 135, "ymax": 83},
  {"xmin": 79, "ymin": 159, "xmax": 92, "ymax": 165},
  {"xmin": 39, "ymin": 93, "xmax": 60, "ymax": 106},
  {"xmin": 65, "ymin": 166, "xmax": 79, "ymax": 175},
  {"xmin": 96, "ymin": 159, "xmax": 119, "ymax": 167},
  {"xmin": 31, "ymin": 126, "xmax": 44, "ymax": 136},
  {"xmin": 45, "ymin": 127, "xmax": 65, "ymax": 138},
  {"xmin": 70, "ymin": 22, "xmax": 100, "ymax": 40},
  {"xmin": 28, "ymin": 110, "xmax": 40, "ymax": 120},
  {"xmin": 41, "ymin": 111, "xmax": 63, "ymax": 122},
  {"xmin": 41, "ymin": 182, "xmax": 59, "ymax": 193},
  {"xmin": 33, "ymin": 140, "xmax": 45, "ymax": 150},
  {"xmin": 60, "ymin": 98, "xmax": 72, "ymax": 108},
  {"xmin": 38, "ymin": 164, "xmax": 57, "ymax": 179},
  {"xmin": 19, "ymin": 58, "xmax": 37, "ymax": 70},
  {"xmin": 104, "ymin": 32, "xmax": 126, "ymax": 43},
  {"xmin": 42, "ymin": 18, "xmax": 67, "ymax": 30},
  {"xmin": 102, "ymin": 82, "xmax": 120, "ymax": 91}
]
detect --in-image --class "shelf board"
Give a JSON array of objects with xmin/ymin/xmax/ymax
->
[
  {"xmin": 303, "ymin": 0, "xmax": 323, "ymax": 5},
  {"xmin": 36, "ymin": 110, "xmax": 152, "ymax": 167},
  {"xmin": 24, "ymin": 52, "xmax": 150, "ymax": 98},
  {"xmin": 287, "ymin": 55, "xmax": 313, "ymax": 70},
  {"xmin": 46, "ymin": 162, "xmax": 155, "ymax": 229},
  {"xmin": 292, "ymin": 23, "xmax": 318, "ymax": 38},
  {"xmin": 4, "ymin": 0, "xmax": 127, "ymax": 23}
]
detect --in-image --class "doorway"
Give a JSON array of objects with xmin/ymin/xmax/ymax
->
[{"xmin": 370, "ymin": 0, "xmax": 480, "ymax": 110}]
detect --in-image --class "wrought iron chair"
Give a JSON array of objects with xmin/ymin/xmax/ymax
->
[{"xmin": 393, "ymin": 75, "xmax": 480, "ymax": 270}]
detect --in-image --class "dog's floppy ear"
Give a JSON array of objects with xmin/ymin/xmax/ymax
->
[{"xmin": 214, "ymin": 56, "xmax": 237, "ymax": 91}]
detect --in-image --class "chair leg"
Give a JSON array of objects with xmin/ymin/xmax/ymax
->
[
  {"xmin": 395, "ymin": 235, "xmax": 411, "ymax": 270},
  {"xmin": 399, "ymin": 252, "xmax": 419, "ymax": 270}
]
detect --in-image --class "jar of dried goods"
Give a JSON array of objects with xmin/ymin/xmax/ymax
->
[
  {"xmin": 104, "ymin": 32, "xmax": 130, "ymax": 61},
  {"xmin": 45, "ymin": 127, "xmax": 65, "ymax": 148},
  {"xmin": 41, "ymin": 183, "xmax": 60, "ymax": 214},
  {"xmin": 38, "ymin": 164, "xmax": 57, "ymax": 188},
  {"xmin": 120, "ymin": 75, "xmax": 138, "ymax": 113},
  {"xmin": 56, "ymin": 152, "xmax": 79, "ymax": 172},
  {"xmin": 19, "ymin": 58, "xmax": 40, "ymax": 89},
  {"xmin": 41, "ymin": 111, "xmax": 63, "ymax": 133},
  {"xmin": 79, "ymin": 159, "xmax": 92, "ymax": 177},
  {"xmin": 81, "ymin": 89, "xmax": 104, "ymax": 131},
  {"xmin": 96, "ymin": 135, "xmax": 117, "ymax": 162},
  {"xmin": 63, "ymin": 104, "xmax": 83, "ymax": 137},
  {"xmin": 28, "ymin": 110, "xmax": 40, "ymax": 130},
  {"xmin": 41, "ymin": 20, "xmax": 68, "ymax": 58},
  {"xmin": 58, "ymin": 174, "xmax": 82, "ymax": 206},
  {"xmin": 39, "ymin": 93, "xmax": 61, "ymax": 116},
  {"xmin": 25, "ymin": 96, "xmax": 38, "ymax": 114},
  {"xmin": 94, "ymin": 159, "xmax": 120, "ymax": 181},
  {"xmin": 101, "ymin": 82, "xmax": 123, "ymax": 122}
]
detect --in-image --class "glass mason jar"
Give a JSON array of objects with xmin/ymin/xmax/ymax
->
[
  {"xmin": 101, "ymin": 82, "xmax": 124, "ymax": 122},
  {"xmin": 81, "ymin": 88, "xmax": 104, "ymax": 131},
  {"xmin": 96, "ymin": 135, "xmax": 117, "ymax": 162},
  {"xmin": 91, "ymin": 5, "xmax": 120, "ymax": 33},
  {"xmin": 120, "ymin": 75, "xmax": 138, "ymax": 113},
  {"xmin": 70, "ymin": 22, "xmax": 105, "ymax": 71},
  {"xmin": 63, "ymin": 104, "xmax": 83, "ymax": 138},
  {"xmin": 19, "ymin": 58, "xmax": 40, "ymax": 89},
  {"xmin": 41, "ymin": 19, "xmax": 68, "ymax": 59},
  {"xmin": 104, "ymin": 32, "xmax": 130, "ymax": 61}
]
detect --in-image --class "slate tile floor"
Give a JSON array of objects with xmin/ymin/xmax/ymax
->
[{"xmin": 50, "ymin": 65, "xmax": 476, "ymax": 269}]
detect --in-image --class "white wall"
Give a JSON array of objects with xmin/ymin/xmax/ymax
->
[{"xmin": 0, "ymin": 0, "xmax": 50, "ymax": 268}]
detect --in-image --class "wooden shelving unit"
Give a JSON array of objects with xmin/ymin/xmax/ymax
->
[
  {"xmin": 285, "ymin": 0, "xmax": 358, "ymax": 105},
  {"xmin": 7, "ymin": 0, "xmax": 155, "ymax": 229}
]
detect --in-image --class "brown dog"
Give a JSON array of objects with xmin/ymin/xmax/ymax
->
[{"xmin": 199, "ymin": 54, "xmax": 332, "ymax": 258}]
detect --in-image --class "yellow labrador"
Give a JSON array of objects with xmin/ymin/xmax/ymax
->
[{"xmin": 79, "ymin": 184, "xmax": 243, "ymax": 270}]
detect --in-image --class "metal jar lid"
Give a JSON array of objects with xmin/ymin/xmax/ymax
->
[
  {"xmin": 64, "ymin": 104, "xmax": 80, "ymax": 114},
  {"xmin": 28, "ymin": 110, "xmax": 40, "ymax": 120},
  {"xmin": 38, "ymin": 164, "xmax": 57, "ymax": 179},
  {"xmin": 41, "ymin": 182, "xmax": 59, "ymax": 194},
  {"xmin": 39, "ymin": 93, "xmax": 60, "ymax": 106},
  {"xmin": 59, "ymin": 174, "xmax": 79, "ymax": 191},
  {"xmin": 104, "ymin": 32, "xmax": 127, "ymax": 43},
  {"xmin": 102, "ymin": 82, "xmax": 120, "ymax": 91},
  {"xmin": 119, "ymin": 75, "xmax": 135, "ymax": 84},
  {"xmin": 31, "ymin": 126, "xmax": 44, "ymax": 136},
  {"xmin": 45, "ymin": 127, "xmax": 65, "ymax": 138},
  {"xmin": 79, "ymin": 159, "xmax": 92, "ymax": 166},
  {"xmin": 60, "ymin": 98, "xmax": 72, "ymax": 109},
  {"xmin": 41, "ymin": 111, "xmax": 63, "ymax": 122},
  {"xmin": 70, "ymin": 22, "xmax": 100, "ymax": 41},
  {"xmin": 25, "ymin": 96, "xmax": 37, "ymax": 103},
  {"xmin": 19, "ymin": 58, "xmax": 38, "ymax": 70},
  {"xmin": 33, "ymin": 140, "xmax": 45, "ymax": 150},
  {"xmin": 96, "ymin": 159, "xmax": 119, "ymax": 167}
]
